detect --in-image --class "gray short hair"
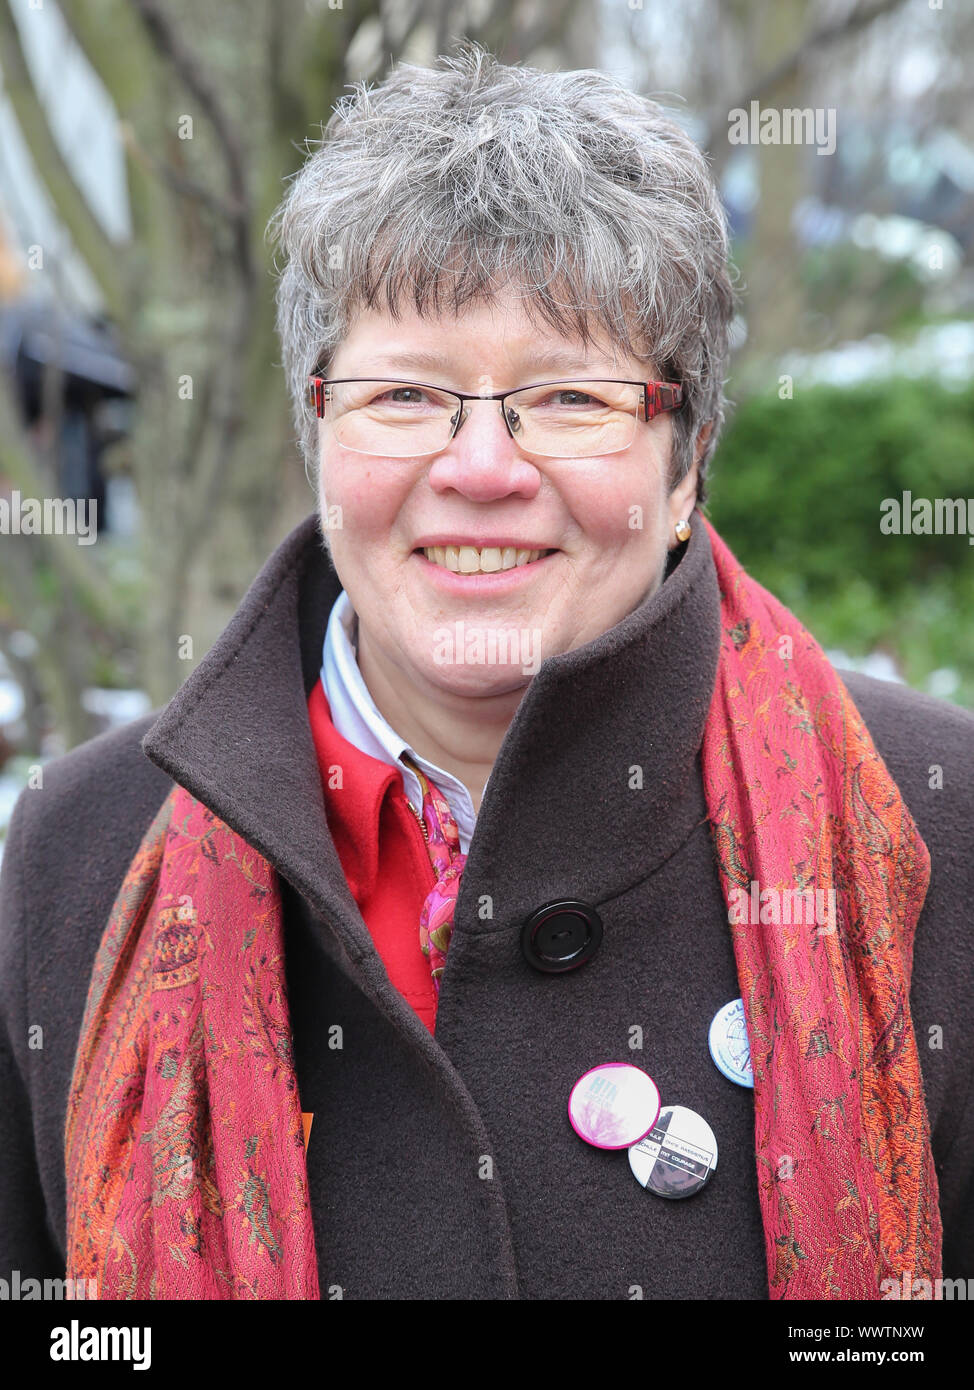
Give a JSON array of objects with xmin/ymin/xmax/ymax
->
[{"xmin": 268, "ymin": 40, "xmax": 736, "ymax": 502}]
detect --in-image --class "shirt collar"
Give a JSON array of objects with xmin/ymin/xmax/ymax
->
[{"xmin": 320, "ymin": 589, "xmax": 480, "ymax": 854}]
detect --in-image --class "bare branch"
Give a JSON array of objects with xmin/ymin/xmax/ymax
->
[
  {"xmin": 127, "ymin": 0, "xmax": 253, "ymax": 279},
  {"xmin": 117, "ymin": 119, "xmax": 242, "ymax": 225},
  {"xmin": 705, "ymin": 0, "xmax": 912, "ymax": 150}
]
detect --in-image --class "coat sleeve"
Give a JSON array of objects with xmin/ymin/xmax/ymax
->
[
  {"xmin": 840, "ymin": 670, "xmax": 974, "ymax": 1281},
  {"xmin": 0, "ymin": 787, "xmax": 65, "ymax": 1280},
  {"xmin": 939, "ymin": 1061, "xmax": 974, "ymax": 1278}
]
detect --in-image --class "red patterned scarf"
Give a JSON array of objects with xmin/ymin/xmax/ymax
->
[
  {"xmin": 701, "ymin": 518, "xmax": 939, "ymax": 1297},
  {"xmin": 64, "ymin": 520, "xmax": 940, "ymax": 1298}
]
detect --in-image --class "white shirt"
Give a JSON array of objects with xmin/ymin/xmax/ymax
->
[{"xmin": 320, "ymin": 591, "xmax": 483, "ymax": 853}]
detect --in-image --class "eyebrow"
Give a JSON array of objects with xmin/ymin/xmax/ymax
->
[{"xmin": 371, "ymin": 347, "xmax": 605, "ymax": 376}]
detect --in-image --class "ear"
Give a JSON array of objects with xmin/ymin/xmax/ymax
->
[
  {"xmin": 666, "ymin": 423, "xmax": 712, "ymax": 547},
  {"xmin": 693, "ymin": 421, "xmax": 714, "ymax": 469}
]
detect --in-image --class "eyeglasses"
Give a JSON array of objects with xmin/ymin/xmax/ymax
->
[{"xmin": 307, "ymin": 375, "xmax": 684, "ymax": 459}]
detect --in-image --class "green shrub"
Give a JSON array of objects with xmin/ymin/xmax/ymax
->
[{"xmin": 706, "ymin": 377, "xmax": 974, "ymax": 708}]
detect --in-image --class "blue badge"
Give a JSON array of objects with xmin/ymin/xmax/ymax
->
[{"xmin": 708, "ymin": 998, "xmax": 753, "ymax": 1087}]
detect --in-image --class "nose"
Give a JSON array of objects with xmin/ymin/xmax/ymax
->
[{"xmin": 427, "ymin": 398, "xmax": 541, "ymax": 503}]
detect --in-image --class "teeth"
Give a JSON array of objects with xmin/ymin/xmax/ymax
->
[
  {"xmin": 424, "ymin": 545, "xmax": 548, "ymax": 573},
  {"xmin": 459, "ymin": 546, "xmax": 484, "ymax": 573}
]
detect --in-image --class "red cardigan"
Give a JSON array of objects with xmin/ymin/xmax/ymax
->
[{"xmin": 307, "ymin": 679, "xmax": 438, "ymax": 1033}]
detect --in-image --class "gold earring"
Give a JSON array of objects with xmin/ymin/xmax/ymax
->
[{"xmin": 674, "ymin": 519, "xmax": 692, "ymax": 543}]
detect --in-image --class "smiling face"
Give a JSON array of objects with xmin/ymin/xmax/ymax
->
[{"xmin": 318, "ymin": 285, "xmax": 700, "ymax": 702}]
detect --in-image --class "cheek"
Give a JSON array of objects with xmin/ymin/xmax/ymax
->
[
  {"xmin": 320, "ymin": 450, "xmax": 408, "ymax": 538},
  {"xmin": 570, "ymin": 458, "xmax": 666, "ymax": 543}
]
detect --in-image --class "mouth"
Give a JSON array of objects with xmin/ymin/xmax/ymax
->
[{"xmin": 415, "ymin": 544, "xmax": 556, "ymax": 575}]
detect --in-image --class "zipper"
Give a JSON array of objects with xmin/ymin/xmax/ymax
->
[
  {"xmin": 400, "ymin": 752, "xmax": 431, "ymax": 844},
  {"xmin": 406, "ymin": 798, "xmax": 429, "ymax": 843}
]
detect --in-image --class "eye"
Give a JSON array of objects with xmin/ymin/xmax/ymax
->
[
  {"xmin": 539, "ymin": 389, "xmax": 605, "ymax": 408},
  {"xmin": 373, "ymin": 386, "xmax": 429, "ymax": 405}
]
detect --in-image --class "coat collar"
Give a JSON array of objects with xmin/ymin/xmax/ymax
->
[{"xmin": 142, "ymin": 508, "xmax": 721, "ymax": 1015}]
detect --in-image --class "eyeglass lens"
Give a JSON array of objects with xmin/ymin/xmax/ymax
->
[{"xmin": 320, "ymin": 380, "xmax": 643, "ymax": 457}]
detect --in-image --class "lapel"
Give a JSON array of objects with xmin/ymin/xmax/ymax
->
[{"xmin": 142, "ymin": 507, "xmax": 722, "ymax": 1035}]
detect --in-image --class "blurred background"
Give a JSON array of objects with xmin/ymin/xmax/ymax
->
[{"xmin": 0, "ymin": 0, "xmax": 972, "ymax": 852}]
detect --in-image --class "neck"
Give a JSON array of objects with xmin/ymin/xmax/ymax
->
[{"xmin": 356, "ymin": 627, "xmax": 530, "ymax": 811}]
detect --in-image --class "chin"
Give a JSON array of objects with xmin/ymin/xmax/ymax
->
[{"xmin": 420, "ymin": 653, "xmax": 539, "ymax": 695}]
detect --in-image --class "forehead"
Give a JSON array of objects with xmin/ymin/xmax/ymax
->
[{"xmin": 330, "ymin": 292, "xmax": 649, "ymax": 382}]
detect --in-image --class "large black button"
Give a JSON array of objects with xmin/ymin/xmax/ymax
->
[{"xmin": 521, "ymin": 899, "xmax": 603, "ymax": 973}]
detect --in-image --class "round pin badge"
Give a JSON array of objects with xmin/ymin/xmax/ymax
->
[
  {"xmin": 708, "ymin": 998, "xmax": 753, "ymax": 1087},
  {"xmin": 628, "ymin": 1104, "xmax": 718, "ymax": 1199},
  {"xmin": 568, "ymin": 1062, "xmax": 661, "ymax": 1150}
]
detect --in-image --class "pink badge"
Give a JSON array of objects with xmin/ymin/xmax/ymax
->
[{"xmin": 568, "ymin": 1062, "xmax": 661, "ymax": 1150}]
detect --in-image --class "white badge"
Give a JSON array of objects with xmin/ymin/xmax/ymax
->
[{"xmin": 629, "ymin": 1104, "xmax": 718, "ymax": 1199}]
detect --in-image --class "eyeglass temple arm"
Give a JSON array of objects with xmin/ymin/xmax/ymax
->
[{"xmin": 644, "ymin": 383, "xmax": 684, "ymax": 421}]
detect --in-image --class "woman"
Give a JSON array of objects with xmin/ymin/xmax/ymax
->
[{"xmin": 1, "ymin": 43, "xmax": 972, "ymax": 1302}]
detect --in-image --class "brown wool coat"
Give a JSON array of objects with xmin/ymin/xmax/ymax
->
[{"xmin": 1, "ymin": 511, "xmax": 972, "ymax": 1298}]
